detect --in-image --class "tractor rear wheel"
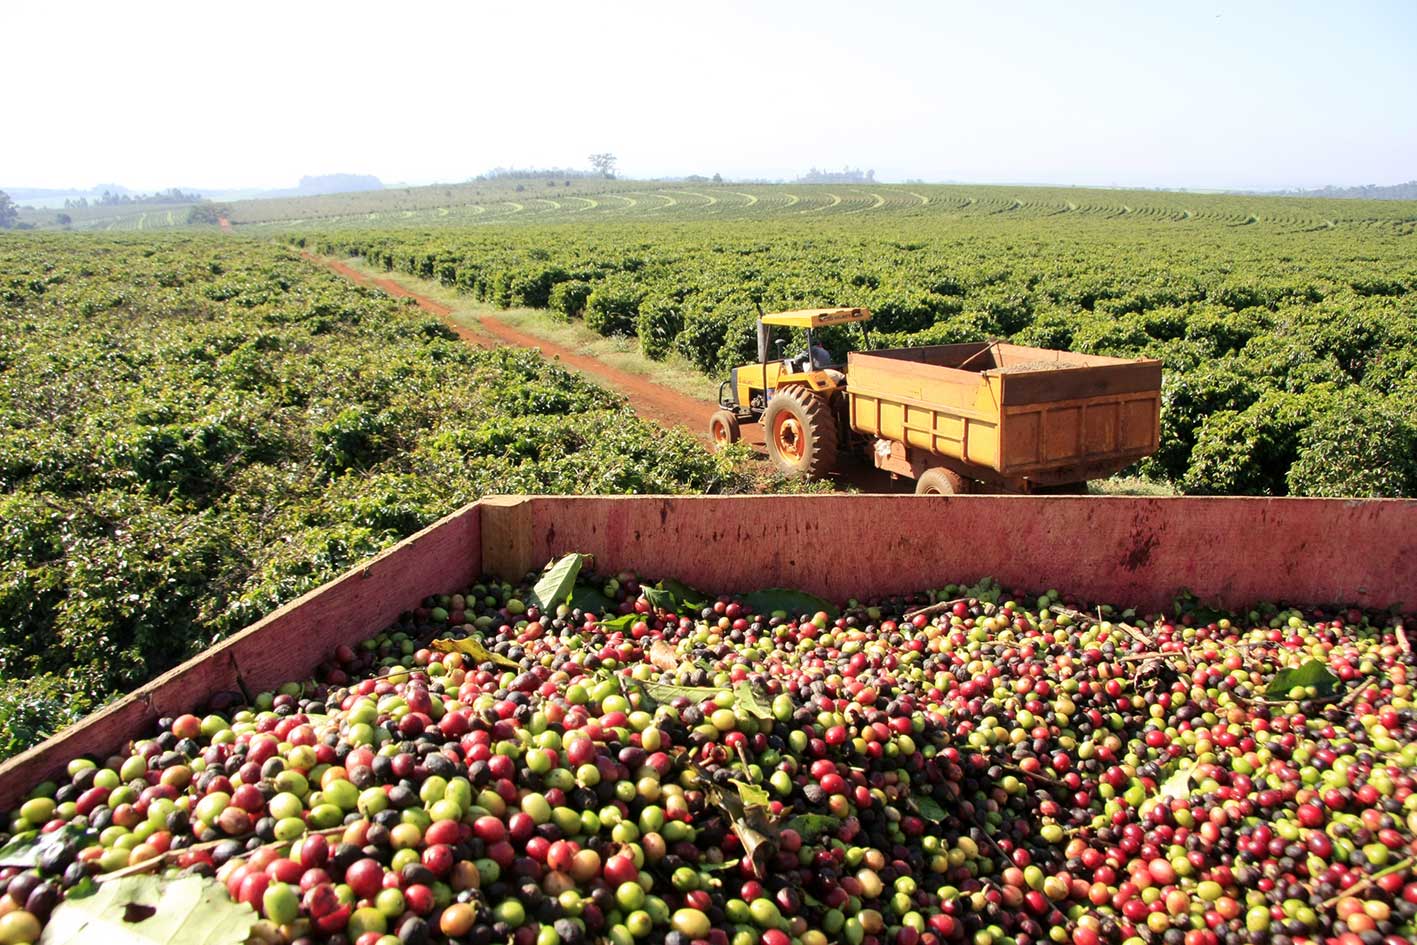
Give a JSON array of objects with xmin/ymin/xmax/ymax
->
[
  {"xmin": 763, "ymin": 386, "xmax": 837, "ymax": 479},
  {"xmin": 915, "ymin": 468, "xmax": 971, "ymax": 496},
  {"xmin": 709, "ymin": 410, "xmax": 741, "ymax": 451}
]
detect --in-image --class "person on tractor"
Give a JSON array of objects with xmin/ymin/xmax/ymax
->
[{"xmin": 781, "ymin": 339, "xmax": 832, "ymax": 373}]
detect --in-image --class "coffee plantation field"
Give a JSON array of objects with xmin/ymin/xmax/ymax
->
[
  {"xmin": 4, "ymin": 180, "xmax": 1416, "ymax": 752},
  {"xmin": 225, "ymin": 180, "xmax": 1417, "ymax": 231},
  {"xmin": 0, "ymin": 235, "xmax": 756, "ymax": 760},
  {"xmin": 30, "ymin": 180, "xmax": 1417, "ymax": 234},
  {"xmin": 295, "ymin": 189, "xmax": 1417, "ymax": 497}
]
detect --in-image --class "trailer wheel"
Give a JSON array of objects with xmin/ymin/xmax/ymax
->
[
  {"xmin": 915, "ymin": 468, "xmax": 970, "ymax": 496},
  {"xmin": 709, "ymin": 410, "xmax": 741, "ymax": 451},
  {"xmin": 764, "ymin": 386, "xmax": 837, "ymax": 479}
]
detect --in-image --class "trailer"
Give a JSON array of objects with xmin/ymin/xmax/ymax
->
[
  {"xmin": 711, "ymin": 309, "xmax": 1161, "ymax": 492},
  {"xmin": 847, "ymin": 342, "xmax": 1162, "ymax": 494}
]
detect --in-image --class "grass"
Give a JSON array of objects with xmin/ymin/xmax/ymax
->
[
  {"xmin": 337, "ymin": 257, "xmax": 723, "ymax": 404},
  {"xmin": 1091, "ymin": 476, "xmax": 1179, "ymax": 497}
]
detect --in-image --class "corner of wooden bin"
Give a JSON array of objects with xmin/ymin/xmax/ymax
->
[{"xmin": 478, "ymin": 495, "xmax": 537, "ymax": 581}]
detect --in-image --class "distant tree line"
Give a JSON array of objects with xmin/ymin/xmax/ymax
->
[
  {"xmin": 477, "ymin": 167, "xmax": 599, "ymax": 181},
  {"xmin": 1276, "ymin": 181, "xmax": 1417, "ymax": 201},
  {"xmin": 798, "ymin": 166, "xmax": 876, "ymax": 184},
  {"xmin": 65, "ymin": 188, "xmax": 206, "ymax": 208}
]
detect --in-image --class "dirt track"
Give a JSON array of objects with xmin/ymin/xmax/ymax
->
[
  {"xmin": 305, "ymin": 254, "xmax": 895, "ymax": 490},
  {"xmin": 307, "ymin": 254, "xmax": 727, "ymax": 439}
]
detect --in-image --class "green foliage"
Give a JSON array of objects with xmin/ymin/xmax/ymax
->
[
  {"xmin": 866, "ymin": 285, "xmax": 946, "ymax": 334},
  {"xmin": 1181, "ymin": 388, "xmax": 1336, "ymax": 496},
  {"xmin": 0, "ymin": 235, "xmax": 755, "ymax": 760},
  {"xmin": 584, "ymin": 277, "xmax": 642, "ymax": 337},
  {"xmin": 636, "ymin": 293, "xmax": 684, "ymax": 361},
  {"xmin": 313, "ymin": 407, "xmax": 395, "ymax": 474},
  {"xmin": 0, "ymin": 674, "xmax": 81, "ymax": 759},
  {"xmin": 1143, "ymin": 359, "xmax": 1263, "ymax": 482},
  {"xmin": 548, "ymin": 278, "xmax": 592, "ymax": 317},
  {"xmin": 676, "ymin": 305, "xmax": 737, "ymax": 372},
  {"xmin": 1287, "ymin": 390, "xmax": 1417, "ymax": 497}
]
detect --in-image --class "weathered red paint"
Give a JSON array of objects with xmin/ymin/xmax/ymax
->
[
  {"xmin": 479, "ymin": 495, "xmax": 1417, "ymax": 614},
  {"xmin": 2, "ymin": 494, "xmax": 1413, "ymax": 809}
]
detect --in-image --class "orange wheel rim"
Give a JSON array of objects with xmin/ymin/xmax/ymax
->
[
  {"xmin": 773, "ymin": 414, "xmax": 805, "ymax": 462},
  {"xmin": 712, "ymin": 421, "xmax": 729, "ymax": 445}
]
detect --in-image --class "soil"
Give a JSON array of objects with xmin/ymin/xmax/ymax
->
[{"xmin": 305, "ymin": 254, "xmax": 898, "ymax": 492}]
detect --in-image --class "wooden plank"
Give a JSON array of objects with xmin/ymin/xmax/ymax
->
[
  {"xmin": 478, "ymin": 496, "xmax": 537, "ymax": 583},
  {"xmin": 999, "ymin": 361, "xmax": 1162, "ymax": 405},
  {"xmin": 1083, "ymin": 402, "xmax": 1121, "ymax": 456},
  {"xmin": 0, "ymin": 503, "xmax": 484, "ymax": 810},
  {"xmin": 994, "ymin": 343, "xmax": 1132, "ymax": 368}
]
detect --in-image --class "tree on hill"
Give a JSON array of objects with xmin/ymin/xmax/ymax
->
[
  {"xmin": 589, "ymin": 153, "xmax": 618, "ymax": 179},
  {"xmin": 0, "ymin": 191, "xmax": 17, "ymax": 229},
  {"xmin": 186, "ymin": 203, "xmax": 226, "ymax": 226}
]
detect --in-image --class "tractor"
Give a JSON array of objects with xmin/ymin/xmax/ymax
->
[
  {"xmin": 709, "ymin": 307, "xmax": 872, "ymax": 478},
  {"xmin": 711, "ymin": 306, "xmax": 1164, "ymax": 491}
]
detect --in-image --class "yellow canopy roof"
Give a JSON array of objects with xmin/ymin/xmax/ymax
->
[{"xmin": 760, "ymin": 307, "xmax": 871, "ymax": 328}]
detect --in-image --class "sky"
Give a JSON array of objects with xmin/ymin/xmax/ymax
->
[{"xmin": 4, "ymin": 0, "xmax": 1415, "ymax": 193}]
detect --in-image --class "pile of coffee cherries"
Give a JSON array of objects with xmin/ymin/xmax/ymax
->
[{"xmin": 1, "ymin": 572, "xmax": 1413, "ymax": 945}]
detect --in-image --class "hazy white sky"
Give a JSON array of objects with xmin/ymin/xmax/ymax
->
[{"xmin": 5, "ymin": 0, "xmax": 1414, "ymax": 192}]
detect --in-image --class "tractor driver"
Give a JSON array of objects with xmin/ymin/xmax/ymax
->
[{"xmin": 787, "ymin": 342, "xmax": 832, "ymax": 372}]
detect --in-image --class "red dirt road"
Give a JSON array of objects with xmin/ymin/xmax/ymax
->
[
  {"xmin": 312, "ymin": 255, "xmax": 493, "ymax": 351},
  {"xmin": 304, "ymin": 254, "xmax": 894, "ymax": 490}
]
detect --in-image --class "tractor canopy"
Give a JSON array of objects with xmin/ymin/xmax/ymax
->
[{"xmin": 760, "ymin": 307, "xmax": 872, "ymax": 329}]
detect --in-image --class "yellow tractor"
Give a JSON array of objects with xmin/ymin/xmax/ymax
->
[{"xmin": 710, "ymin": 306, "xmax": 871, "ymax": 478}]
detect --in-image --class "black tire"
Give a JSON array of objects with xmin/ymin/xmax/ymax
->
[
  {"xmin": 915, "ymin": 467, "xmax": 971, "ymax": 495},
  {"xmin": 708, "ymin": 410, "xmax": 741, "ymax": 451},
  {"xmin": 763, "ymin": 386, "xmax": 838, "ymax": 479}
]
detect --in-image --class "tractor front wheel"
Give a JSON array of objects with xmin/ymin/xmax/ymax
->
[
  {"xmin": 763, "ymin": 386, "xmax": 838, "ymax": 479},
  {"xmin": 709, "ymin": 410, "xmax": 741, "ymax": 451}
]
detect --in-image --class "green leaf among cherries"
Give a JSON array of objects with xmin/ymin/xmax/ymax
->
[
  {"xmin": 530, "ymin": 553, "xmax": 591, "ymax": 611},
  {"xmin": 1265, "ymin": 659, "xmax": 1339, "ymax": 699},
  {"xmin": 39, "ymin": 874, "xmax": 256, "ymax": 945}
]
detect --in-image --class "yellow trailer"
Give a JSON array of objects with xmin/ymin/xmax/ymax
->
[{"xmin": 847, "ymin": 342, "xmax": 1162, "ymax": 494}]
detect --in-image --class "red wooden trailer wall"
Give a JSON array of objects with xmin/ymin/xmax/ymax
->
[{"xmin": 2, "ymin": 495, "xmax": 1413, "ymax": 809}]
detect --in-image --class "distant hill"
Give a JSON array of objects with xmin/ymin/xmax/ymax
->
[{"xmin": 1275, "ymin": 180, "xmax": 1417, "ymax": 200}]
